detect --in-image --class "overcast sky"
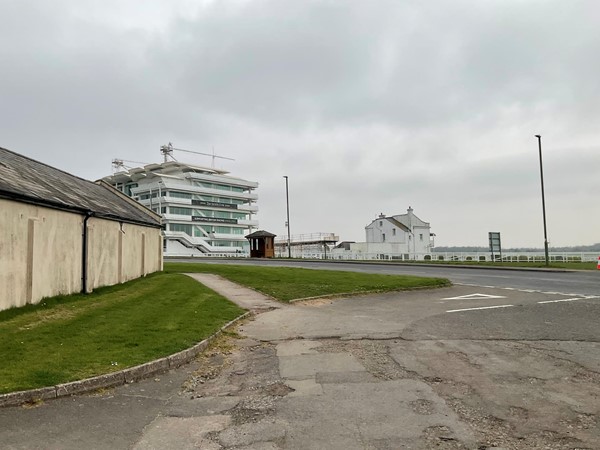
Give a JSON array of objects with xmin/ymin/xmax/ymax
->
[{"xmin": 2, "ymin": 0, "xmax": 599, "ymax": 248}]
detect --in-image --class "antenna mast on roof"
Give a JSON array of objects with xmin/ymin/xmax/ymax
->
[
  {"xmin": 160, "ymin": 142, "xmax": 235, "ymax": 168},
  {"xmin": 112, "ymin": 158, "xmax": 150, "ymax": 173}
]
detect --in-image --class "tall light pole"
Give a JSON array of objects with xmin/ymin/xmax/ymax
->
[
  {"xmin": 283, "ymin": 176, "xmax": 291, "ymax": 258},
  {"xmin": 535, "ymin": 135, "xmax": 550, "ymax": 267}
]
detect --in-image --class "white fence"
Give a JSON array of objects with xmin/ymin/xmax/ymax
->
[
  {"xmin": 275, "ymin": 249, "xmax": 599, "ymax": 263},
  {"xmin": 275, "ymin": 233, "xmax": 339, "ymax": 245}
]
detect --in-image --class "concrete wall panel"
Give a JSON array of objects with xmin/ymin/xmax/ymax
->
[
  {"xmin": 87, "ymin": 219, "xmax": 120, "ymax": 291},
  {"xmin": 0, "ymin": 199, "xmax": 82, "ymax": 310},
  {"xmin": 0, "ymin": 199, "xmax": 162, "ymax": 312},
  {"xmin": 126, "ymin": 224, "xmax": 162, "ymax": 281}
]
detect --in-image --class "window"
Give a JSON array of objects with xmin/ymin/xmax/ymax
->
[
  {"xmin": 379, "ymin": 221, "xmax": 383, "ymax": 226},
  {"xmin": 170, "ymin": 207, "xmax": 192, "ymax": 216},
  {"xmin": 194, "ymin": 181, "xmax": 247, "ymax": 193},
  {"xmin": 170, "ymin": 191, "xmax": 192, "ymax": 199},
  {"xmin": 419, "ymin": 234, "xmax": 423, "ymax": 241},
  {"xmin": 392, "ymin": 229, "xmax": 396, "ymax": 236},
  {"xmin": 125, "ymin": 183, "xmax": 137, "ymax": 196},
  {"xmin": 170, "ymin": 223, "xmax": 192, "ymax": 235},
  {"xmin": 382, "ymin": 233, "xmax": 386, "ymax": 242}
]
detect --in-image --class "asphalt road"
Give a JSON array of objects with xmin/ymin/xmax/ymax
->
[{"xmin": 169, "ymin": 258, "xmax": 600, "ymax": 297}]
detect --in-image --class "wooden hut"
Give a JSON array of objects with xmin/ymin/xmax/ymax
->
[{"xmin": 246, "ymin": 230, "xmax": 276, "ymax": 258}]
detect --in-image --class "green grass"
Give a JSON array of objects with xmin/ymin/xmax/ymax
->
[
  {"xmin": 164, "ymin": 263, "xmax": 451, "ymax": 302},
  {"xmin": 0, "ymin": 273, "xmax": 244, "ymax": 394}
]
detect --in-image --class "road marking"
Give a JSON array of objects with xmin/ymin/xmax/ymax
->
[
  {"xmin": 537, "ymin": 298, "xmax": 581, "ymax": 304},
  {"xmin": 454, "ymin": 283, "xmax": 595, "ymax": 301},
  {"xmin": 447, "ymin": 304, "xmax": 514, "ymax": 313},
  {"xmin": 442, "ymin": 293, "xmax": 507, "ymax": 300}
]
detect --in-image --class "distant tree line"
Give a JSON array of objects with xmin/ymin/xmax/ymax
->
[{"xmin": 433, "ymin": 243, "xmax": 600, "ymax": 252}]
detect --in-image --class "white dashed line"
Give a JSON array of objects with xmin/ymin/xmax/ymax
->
[
  {"xmin": 538, "ymin": 296, "xmax": 598, "ymax": 304},
  {"xmin": 537, "ymin": 298, "xmax": 582, "ymax": 304},
  {"xmin": 447, "ymin": 304, "xmax": 514, "ymax": 313}
]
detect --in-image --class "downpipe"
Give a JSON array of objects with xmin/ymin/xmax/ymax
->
[{"xmin": 81, "ymin": 211, "xmax": 93, "ymax": 293}]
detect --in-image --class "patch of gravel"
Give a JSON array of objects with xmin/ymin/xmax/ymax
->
[{"xmin": 316, "ymin": 339, "xmax": 410, "ymax": 380}]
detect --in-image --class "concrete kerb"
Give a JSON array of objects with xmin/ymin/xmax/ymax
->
[{"xmin": 0, "ymin": 311, "xmax": 252, "ymax": 408}]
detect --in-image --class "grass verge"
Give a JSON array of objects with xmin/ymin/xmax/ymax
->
[
  {"xmin": 0, "ymin": 273, "xmax": 244, "ymax": 394},
  {"xmin": 164, "ymin": 263, "xmax": 451, "ymax": 302}
]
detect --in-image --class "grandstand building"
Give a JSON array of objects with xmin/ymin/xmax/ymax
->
[{"xmin": 103, "ymin": 161, "xmax": 258, "ymax": 256}]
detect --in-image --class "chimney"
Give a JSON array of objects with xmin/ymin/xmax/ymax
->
[{"xmin": 378, "ymin": 212, "xmax": 385, "ymax": 219}]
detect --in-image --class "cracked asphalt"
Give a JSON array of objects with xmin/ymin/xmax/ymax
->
[{"xmin": 1, "ymin": 277, "xmax": 599, "ymax": 449}]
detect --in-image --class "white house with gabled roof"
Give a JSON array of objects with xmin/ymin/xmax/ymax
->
[
  {"xmin": 365, "ymin": 207, "xmax": 432, "ymax": 254},
  {"xmin": 331, "ymin": 207, "xmax": 434, "ymax": 260}
]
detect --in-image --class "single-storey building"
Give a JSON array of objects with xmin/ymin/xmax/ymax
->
[
  {"xmin": 246, "ymin": 230, "xmax": 276, "ymax": 258},
  {"xmin": 0, "ymin": 147, "xmax": 163, "ymax": 312}
]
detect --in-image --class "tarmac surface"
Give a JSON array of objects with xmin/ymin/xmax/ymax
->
[{"xmin": 1, "ymin": 275, "xmax": 599, "ymax": 449}]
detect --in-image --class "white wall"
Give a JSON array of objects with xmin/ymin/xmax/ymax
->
[
  {"xmin": 411, "ymin": 225, "xmax": 431, "ymax": 254},
  {"xmin": 0, "ymin": 200, "xmax": 82, "ymax": 309},
  {"xmin": 366, "ymin": 219, "xmax": 409, "ymax": 244},
  {"xmin": 0, "ymin": 198, "xmax": 162, "ymax": 311}
]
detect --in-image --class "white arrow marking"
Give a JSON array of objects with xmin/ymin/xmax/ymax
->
[{"xmin": 442, "ymin": 293, "xmax": 507, "ymax": 300}]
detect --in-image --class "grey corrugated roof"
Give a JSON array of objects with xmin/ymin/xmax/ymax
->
[{"xmin": 0, "ymin": 147, "xmax": 161, "ymax": 227}]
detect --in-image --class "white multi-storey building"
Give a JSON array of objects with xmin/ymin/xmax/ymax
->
[{"xmin": 103, "ymin": 161, "xmax": 258, "ymax": 257}]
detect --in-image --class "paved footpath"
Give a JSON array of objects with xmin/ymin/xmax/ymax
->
[{"xmin": 1, "ymin": 276, "xmax": 599, "ymax": 449}]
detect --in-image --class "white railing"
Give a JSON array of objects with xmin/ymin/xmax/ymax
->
[
  {"xmin": 274, "ymin": 249, "xmax": 599, "ymax": 263},
  {"xmin": 275, "ymin": 233, "xmax": 339, "ymax": 244}
]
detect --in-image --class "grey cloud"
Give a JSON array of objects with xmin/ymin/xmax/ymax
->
[{"xmin": 1, "ymin": 0, "xmax": 599, "ymax": 246}]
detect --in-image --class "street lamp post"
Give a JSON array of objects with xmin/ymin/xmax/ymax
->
[
  {"xmin": 283, "ymin": 176, "xmax": 291, "ymax": 258},
  {"xmin": 535, "ymin": 135, "xmax": 550, "ymax": 267}
]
